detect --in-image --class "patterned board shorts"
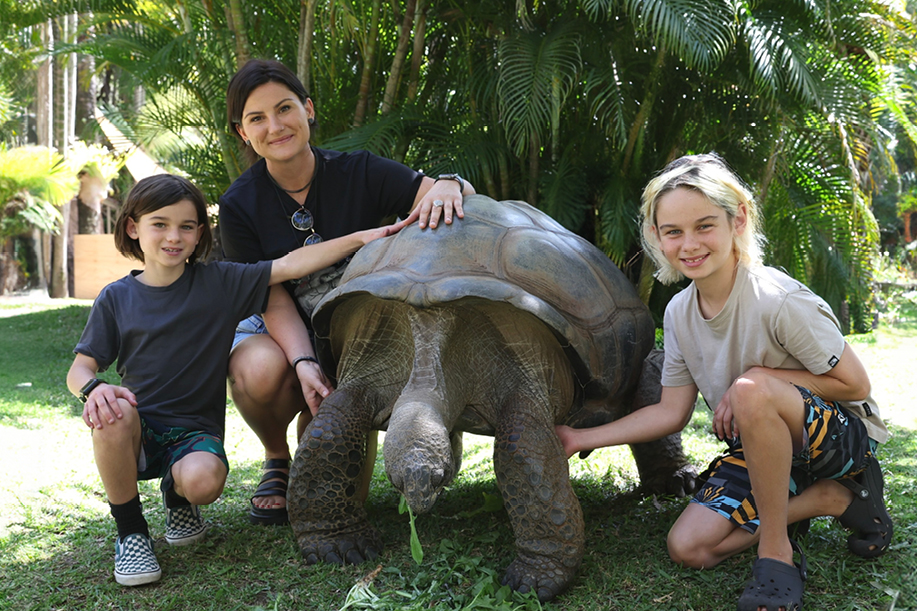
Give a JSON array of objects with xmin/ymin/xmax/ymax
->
[
  {"xmin": 691, "ymin": 385, "xmax": 877, "ymax": 533},
  {"xmin": 137, "ymin": 417, "xmax": 228, "ymax": 491}
]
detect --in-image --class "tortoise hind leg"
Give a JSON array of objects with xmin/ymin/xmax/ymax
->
[
  {"xmin": 494, "ymin": 397, "xmax": 584, "ymax": 602},
  {"xmin": 288, "ymin": 385, "xmax": 383, "ymax": 565}
]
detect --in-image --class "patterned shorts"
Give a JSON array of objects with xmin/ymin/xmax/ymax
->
[
  {"xmin": 691, "ymin": 386, "xmax": 876, "ymax": 533},
  {"xmin": 137, "ymin": 417, "xmax": 228, "ymax": 490}
]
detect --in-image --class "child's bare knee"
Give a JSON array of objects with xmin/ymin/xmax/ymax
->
[
  {"xmin": 91, "ymin": 402, "xmax": 140, "ymax": 445},
  {"xmin": 184, "ymin": 476, "xmax": 225, "ymax": 505},
  {"xmin": 174, "ymin": 458, "xmax": 226, "ymax": 505},
  {"xmin": 668, "ymin": 535, "xmax": 704, "ymax": 569}
]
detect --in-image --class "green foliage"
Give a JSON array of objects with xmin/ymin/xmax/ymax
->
[
  {"xmin": 898, "ymin": 190, "xmax": 917, "ymax": 215},
  {"xmin": 340, "ymin": 537, "xmax": 545, "ymax": 610},
  {"xmin": 4, "ymin": 0, "xmax": 917, "ymax": 322},
  {"xmin": 398, "ymin": 495, "xmax": 424, "ymax": 565},
  {"xmin": 0, "ymin": 145, "xmax": 77, "ymax": 238}
]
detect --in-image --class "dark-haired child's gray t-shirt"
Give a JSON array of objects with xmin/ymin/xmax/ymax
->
[{"xmin": 74, "ymin": 260, "xmax": 272, "ymax": 437}]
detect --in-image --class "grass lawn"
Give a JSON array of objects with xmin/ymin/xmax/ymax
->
[{"xmin": 0, "ymin": 299, "xmax": 914, "ymax": 610}]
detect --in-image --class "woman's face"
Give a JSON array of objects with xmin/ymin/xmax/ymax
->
[{"xmin": 236, "ymin": 81, "xmax": 314, "ymax": 164}]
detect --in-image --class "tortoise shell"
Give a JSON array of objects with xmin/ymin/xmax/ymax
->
[{"xmin": 312, "ymin": 195, "xmax": 655, "ymax": 406}]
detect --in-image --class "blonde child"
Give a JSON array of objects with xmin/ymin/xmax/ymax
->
[
  {"xmin": 67, "ymin": 174, "xmax": 409, "ymax": 586},
  {"xmin": 555, "ymin": 153, "xmax": 891, "ymax": 611}
]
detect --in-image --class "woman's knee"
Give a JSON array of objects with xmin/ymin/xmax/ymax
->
[{"xmin": 229, "ymin": 339, "xmax": 293, "ymax": 405}]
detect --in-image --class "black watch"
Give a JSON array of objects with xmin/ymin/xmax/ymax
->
[
  {"xmin": 79, "ymin": 378, "xmax": 104, "ymax": 403},
  {"xmin": 435, "ymin": 173, "xmax": 464, "ymax": 194}
]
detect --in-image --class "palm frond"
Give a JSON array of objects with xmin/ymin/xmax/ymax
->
[
  {"xmin": 622, "ymin": 0, "xmax": 736, "ymax": 72},
  {"xmin": 497, "ymin": 22, "xmax": 582, "ymax": 157},
  {"xmin": 537, "ymin": 150, "xmax": 591, "ymax": 232},
  {"xmin": 320, "ymin": 112, "xmax": 414, "ymax": 157},
  {"xmin": 597, "ymin": 177, "xmax": 640, "ymax": 267}
]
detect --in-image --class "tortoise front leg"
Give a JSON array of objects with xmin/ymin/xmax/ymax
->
[
  {"xmin": 494, "ymin": 397, "xmax": 585, "ymax": 602},
  {"xmin": 287, "ymin": 386, "xmax": 382, "ymax": 565}
]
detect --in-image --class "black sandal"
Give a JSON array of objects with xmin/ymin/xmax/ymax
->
[
  {"xmin": 249, "ymin": 458, "xmax": 290, "ymax": 526},
  {"xmin": 837, "ymin": 456, "xmax": 893, "ymax": 558},
  {"xmin": 737, "ymin": 540, "xmax": 807, "ymax": 611}
]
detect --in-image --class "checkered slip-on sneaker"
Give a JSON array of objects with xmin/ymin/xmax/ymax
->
[
  {"xmin": 164, "ymin": 495, "xmax": 208, "ymax": 546},
  {"xmin": 114, "ymin": 533, "xmax": 161, "ymax": 586}
]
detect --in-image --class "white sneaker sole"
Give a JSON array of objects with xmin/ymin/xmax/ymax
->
[
  {"xmin": 115, "ymin": 567, "xmax": 162, "ymax": 586},
  {"xmin": 165, "ymin": 522, "xmax": 209, "ymax": 547}
]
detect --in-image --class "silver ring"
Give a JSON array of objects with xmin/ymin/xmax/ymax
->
[{"xmin": 432, "ymin": 199, "xmax": 444, "ymax": 208}]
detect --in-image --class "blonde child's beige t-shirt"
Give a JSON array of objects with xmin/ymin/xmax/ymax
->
[{"xmin": 661, "ymin": 264, "xmax": 887, "ymax": 443}]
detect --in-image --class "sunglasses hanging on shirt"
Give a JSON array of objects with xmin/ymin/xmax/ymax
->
[{"xmin": 291, "ymin": 207, "xmax": 323, "ymax": 245}]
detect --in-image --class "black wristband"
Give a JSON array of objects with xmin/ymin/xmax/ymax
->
[
  {"xmin": 292, "ymin": 356, "xmax": 320, "ymax": 369},
  {"xmin": 79, "ymin": 378, "xmax": 105, "ymax": 403},
  {"xmin": 435, "ymin": 173, "xmax": 464, "ymax": 193}
]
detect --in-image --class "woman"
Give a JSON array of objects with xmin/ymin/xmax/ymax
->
[{"xmin": 219, "ymin": 59, "xmax": 475, "ymax": 525}]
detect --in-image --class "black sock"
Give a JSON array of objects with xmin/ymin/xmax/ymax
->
[
  {"xmin": 164, "ymin": 486, "xmax": 191, "ymax": 508},
  {"xmin": 110, "ymin": 494, "xmax": 149, "ymax": 540}
]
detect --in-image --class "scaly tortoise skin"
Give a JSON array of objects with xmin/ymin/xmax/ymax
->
[{"xmin": 288, "ymin": 195, "xmax": 695, "ymax": 601}]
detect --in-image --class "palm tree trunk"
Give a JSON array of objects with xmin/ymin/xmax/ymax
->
[
  {"xmin": 498, "ymin": 154, "xmax": 511, "ymax": 201},
  {"xmin": 622, "ymin": 46, "xmax": 666, "ymax": 177},
  {"xmin": 78, "ymin": 174, "xmax": 107, "ymax": 234},
  {"xmin": 37, "ymin": 21, "xmax": 53, "ymax": 151},
  {"xmin": 297, "ymin": 0, "xmax": 319, "ymax": 91},
  {"xmin": 227, "ymin": 0, "xmax": 251, "ymax": 66},
  {"xmin": 35, "ymin": 15, "xmax": 54, "ymax": 311},
  {"xmin": 353, "ymin": 0, "xmax": 382, "ymax": 127},
  {"xmin": 30, "ymin": 229, "xmax": 48, "ymax": 292},
  {"xmin": 757, "ymin": 136, "xmax": 782, "ymax": 209},
  {"xmin": 49, "ymin": 17, "xmax": 70, "ymax": 298},
  {"xmin": 527, "ymin": 132, "xmax": 539, "ymax": 206},
  {"xmin": 213, "ymin": 104, "xmax": 242, "ymax": 181},
  {"xmin": 406, "ymin": 0, "xmax": 426, "ymax": 103},
  {"xmin": 381, "ymin": 0, "xmax": 416, "ymax": 115},
  {"xmin": 50, "ymin": 203, "xmax": 69, "ymax": 298}
]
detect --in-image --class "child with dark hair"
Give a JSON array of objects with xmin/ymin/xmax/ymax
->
[
  {"xmin": 67, "ymin": 173, "xmax": 409, "ymax": 586},
  {"xmin": 556, "ymin": 153, "xmax": 892, "ymax": 611}
]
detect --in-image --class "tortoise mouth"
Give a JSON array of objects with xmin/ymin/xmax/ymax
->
[{"xmin": 386, "ymin": 450, "xmax": 452, "ymax": 514}]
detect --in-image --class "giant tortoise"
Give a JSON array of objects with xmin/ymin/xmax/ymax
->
[{"xmin": 288, "ymin": 195, "xmax": 695, "ymax": 601}]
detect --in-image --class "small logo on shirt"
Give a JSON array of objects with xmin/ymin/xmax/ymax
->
[
  {"xmin": 828, "ymin": 355, "xmax": 839, "ymax": 368},
  {"xmin": 862, "ymin": 402, "xmax": 873, "ymax": 417},
  {"xmin": 836, "ymin": 410, "xmax": 848, "ymax": 425}
]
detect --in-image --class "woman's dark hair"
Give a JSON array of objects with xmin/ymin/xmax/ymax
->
[{"xmin": 114, "ymin": 174, "xmax": 213, "ymax": 264}]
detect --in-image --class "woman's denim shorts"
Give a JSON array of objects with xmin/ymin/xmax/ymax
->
[{"xmin": 231, "ymin": 314, "xmax": 269, "ymax": 351}]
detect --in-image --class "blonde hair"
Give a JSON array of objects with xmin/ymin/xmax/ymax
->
[{"xmin": 639, "ymin": 153, "xmax": 765, "ymax": 285}]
